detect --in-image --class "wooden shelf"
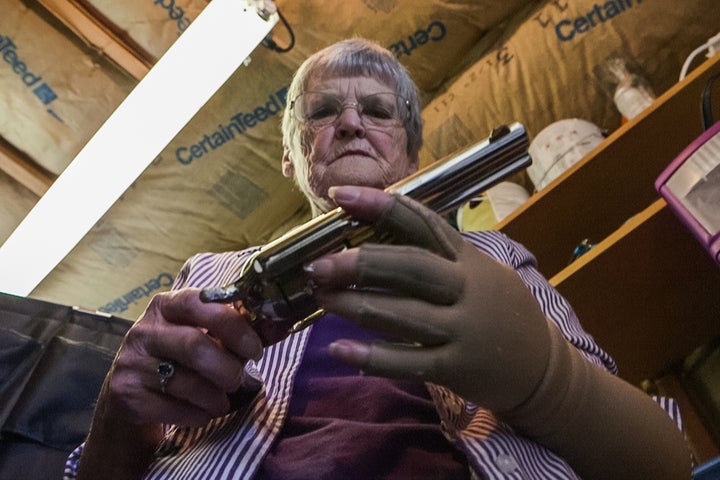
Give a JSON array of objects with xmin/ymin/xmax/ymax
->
[
  {"xmin": 551, "ymin": 199, "xmax": 720, "ymax": 385},
  {"xmin": 498, "ymin": 52, "xmax": 720, "ymax": 279}
]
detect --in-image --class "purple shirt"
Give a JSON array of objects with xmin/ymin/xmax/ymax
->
[
  {"xmin": 256, "ymin": 313, "xmax": 471, "ymax": 479},
  {"xmin": 64, "ymin": 230, "xmax": 682, "ymax": 479}
]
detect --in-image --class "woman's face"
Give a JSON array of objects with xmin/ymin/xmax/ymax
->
[{"xmin": 283, "ymin": 75, "xmax": 419, "ymax": 214}]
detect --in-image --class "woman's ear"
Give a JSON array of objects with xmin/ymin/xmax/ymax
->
[{"xmin": 282, "ymin": 148, "xmax": 294, "ymax": 178}]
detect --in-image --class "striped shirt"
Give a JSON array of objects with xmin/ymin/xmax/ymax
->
[{"xmin": 64, "ymin": 230, "xmax": 681, "ymax": 479}]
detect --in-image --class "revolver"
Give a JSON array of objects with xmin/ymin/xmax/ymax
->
[{"xmin": 200, "ymin": 122, "xmax": 531, "ymax": 345}]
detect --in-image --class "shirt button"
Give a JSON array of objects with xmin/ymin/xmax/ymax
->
[{"xmin": 495, "ymin": 453, "xmax": 519, "ymax": 473}]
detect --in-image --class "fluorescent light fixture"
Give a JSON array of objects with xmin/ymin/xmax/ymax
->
[{"xmin": 0, "ymin": 0, "xmax": 278, "ymax": 297}]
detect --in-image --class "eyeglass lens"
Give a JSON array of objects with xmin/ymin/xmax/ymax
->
[{"xmin": 294, "ymin": 92, "xmax": 408, "ymax": 126}]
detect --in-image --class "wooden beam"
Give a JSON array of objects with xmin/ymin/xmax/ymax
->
[
  {"xmin": 36, "ymin": 0, "xmax": 153, "ymax": 80},
  {"xmin": 0, "ymin": 137, "xmax": 55, "ymax": 197}
]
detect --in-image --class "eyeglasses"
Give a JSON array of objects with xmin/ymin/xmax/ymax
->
[{"xmin": 290, "ymin": 92, "xmax": 410, "ymax": 128}]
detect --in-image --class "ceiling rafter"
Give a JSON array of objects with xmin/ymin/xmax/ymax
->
[
  {"xmin": 1, "ymin": 0, "xmax": 157, "ymax": 195},
  {"xmin": 36, "ymin": 0, "xmax": 153, "ymax": 80},
  {"xmin": 0, "ymin": 137, "xmax": 55, "ymax": 197}
]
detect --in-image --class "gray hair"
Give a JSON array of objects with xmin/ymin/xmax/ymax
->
[{"xmin": 281, "ymin": 38, "xmax": 423, "ymax": 158}]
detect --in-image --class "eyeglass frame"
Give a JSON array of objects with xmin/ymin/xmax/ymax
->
[{"xmin": 288, "ymin": 91, "xmax": 412, "ymax": 128}]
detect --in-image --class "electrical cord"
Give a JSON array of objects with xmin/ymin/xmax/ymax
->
[
  {"xmin": 262, "ymin": 8, "xmax": 295, "ymax": 53},
  {"xmin": 679, "ymin": 32, "xmax": 720, "ymax": 81}
]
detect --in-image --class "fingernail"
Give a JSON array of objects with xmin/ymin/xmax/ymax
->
[
  {"xmin": 328, "ymin": 339, "xmax": 370, "ymax": 365},
  {"xmin": 303, "ymin": 258, "xmax": 333, "ymax": 280},
  {"xmin": 328, "ymin": 186, "xmax": 361, "ymax": 204}
]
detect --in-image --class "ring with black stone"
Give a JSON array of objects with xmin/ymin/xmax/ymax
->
[{"xmin": 157, "ymin": 361, "xmax": 175, "ymax": 394}]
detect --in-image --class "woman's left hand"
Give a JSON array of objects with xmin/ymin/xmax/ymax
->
[{"xmin": 306, "ymin": 185, "xmax": 553, "ymax": 413}]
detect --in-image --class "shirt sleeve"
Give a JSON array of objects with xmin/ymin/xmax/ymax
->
[
  {"xmin": 171, "ymin": 249, "xmax": 260, "ymax": 290},
  {"xmin": 63, "ymin": 443, "xmax": 83, "ymax": 480}
]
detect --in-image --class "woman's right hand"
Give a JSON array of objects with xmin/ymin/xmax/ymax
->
[
  {"xmin": 104, "ymin": 287, "xmax": 264, "ymax": 427},
  {"xmin": 77, "ymin": 288, "xmax": 264, "ymax": 479}
]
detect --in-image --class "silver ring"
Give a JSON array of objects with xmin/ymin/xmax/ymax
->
[{"xmin": 157, "ymin": 361, "xmax": 175, "ymax": 394}]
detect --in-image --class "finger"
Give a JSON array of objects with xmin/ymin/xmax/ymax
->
[
  {"xmin": 147, "ymin": 361, "xmax": 231, "ymax": 417},
  {"xmin": 357, "ymin": 244, "xmax": 462, "ymax": 304},
  {"xmin": 305, "ymin": 248, "xmax": 361, "ymax": 288},
  {"xmin": 330, "ymin": 186, "xmax": 463, "ymax": 258},
  {"xmin": 309, "ymin": 245, "xmax": 462, "ymax": 304},
  {"xmin": 149, "ymin": 289, "xmax": 263, "ymax": 362},
  {"xmin": 129, "ymin": 319, "xmax": 247, "ymax": 394},
  {"xmin": 316, "ymin": 289, "xmax": 450, "ymax": 345},
  {"xmin": 151, "ymin": 361, "xmax": 261, "ymax": 415},
  {"xmin": 146, "ymin": 388, "xmax": 231, "ymax": 427},
  {"xmin": 328, "ymin": 185, "xmax": 392, "ymax": 222},
  {"xmin": 135, "ymin": 393, "xmax": 218, "ymax": 427},
  {"xmin": 109, "ymin": 351, "xmax": 230, "ymax": 427},
  {"xmin": 366, "ymin": 342, "xmax": 443, "ymax": 381},
  {"xmin": 328, "ymin": 339, "xmax": 443, "ymax": 382},
  {"xmin": 374, "ymin": 194, "xmax": 464, "ymax": 258}
]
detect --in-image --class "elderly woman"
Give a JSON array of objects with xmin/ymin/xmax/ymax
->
[{"xmin": 67, "ymin": 39, "xmax": 691, "ymax": 479}]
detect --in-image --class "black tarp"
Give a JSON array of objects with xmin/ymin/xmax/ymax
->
[{"xmin": 0, "ymin": 293, "xmax": 131, "ymax": 479}]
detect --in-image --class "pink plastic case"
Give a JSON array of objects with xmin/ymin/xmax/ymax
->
[{"xmin": 655, "ymin": 121, "xmax": 720, "ymax": 267}]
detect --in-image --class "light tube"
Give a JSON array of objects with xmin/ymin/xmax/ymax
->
[{"xmin": 0, "ymin": 0, "xmax": 278, "ymax": 296}]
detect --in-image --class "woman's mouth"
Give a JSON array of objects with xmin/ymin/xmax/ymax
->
[{"xmin": 335, "ymin": 149, "xmax": 373, "ymax": 160}]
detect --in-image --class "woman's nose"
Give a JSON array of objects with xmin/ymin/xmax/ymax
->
[{"xmin": 334, "ymin": 106, "xmax": 366, "ymax": 138}]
